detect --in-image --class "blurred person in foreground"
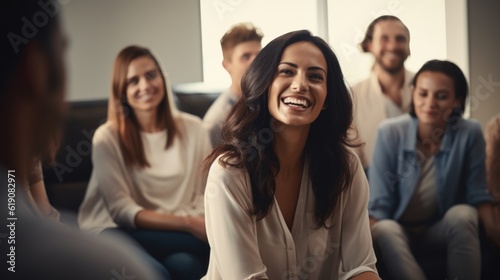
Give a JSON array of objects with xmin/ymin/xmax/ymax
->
[{"xmin": 0, "ymin": 1, "xmax": 165, "ymax": 279}]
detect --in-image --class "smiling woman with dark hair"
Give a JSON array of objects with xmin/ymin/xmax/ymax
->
[{"xmin": 202, "ymin": 30, "xmax": 379, "ymax": 280}]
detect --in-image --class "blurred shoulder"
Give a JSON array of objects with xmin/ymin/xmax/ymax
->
[
  {"xmin": 18, "ymin": 218, "xmax": 163, "ymax": 279},
  {"xmin": 460, "ymin": 118, "xmax": 482, "ymax": 131},
  {"xmin": 486, "ymin": 114, "xmax": 500, "ymax": 139},
  {"xmin": 208, "ymin": 154, "xmax": 246, "ymax": 181},
  {"xmin": 378, "ymin": 114, "xmax": 413, "ymax": 132},
  {"xmin": 487, "ymin": 114, "xmax": 500, "ymax": 130},
  {"xmin": 351, "ymin": 75, "xmax": 371, "ymax": 94},
  {"xmin": 206, "ymin": 154, "xmax": 252, "ymax": 202},
  {"xmin": 93, "ymin": 122, "xmax": 118, "ymax": 144},
  {"xmin": 175, "ymin": 111, "xmax": 203, "ymax": 133},
  {"xmin": 176, "ymin": 111, "xmax": 203, "ymax": 127}
]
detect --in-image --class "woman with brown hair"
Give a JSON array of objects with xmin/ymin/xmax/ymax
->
[
  {"xmin": 78, "ymin": 46, "xmax": 211, "ymax": 280},
  {"xmin": 202, "ymin": 30, "xmax": 378, "ymax": 280}
]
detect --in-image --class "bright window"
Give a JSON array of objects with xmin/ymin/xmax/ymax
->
[{"xmin": 200, "ymin": 0, "xmax": 319, "ymax": 86}]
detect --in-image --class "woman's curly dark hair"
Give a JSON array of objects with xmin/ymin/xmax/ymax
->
[{"xmin": 203, "ymin": 30, "xmax": 358, "ymax": 228}]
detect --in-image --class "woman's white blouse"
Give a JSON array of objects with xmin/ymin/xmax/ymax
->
[{"xmin": 203, "ymin": 155, "xmax": 377, "ymax": 280}]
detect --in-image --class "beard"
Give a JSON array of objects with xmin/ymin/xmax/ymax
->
[{"xmin": 375, "ymin": 52, "xmax": 408, "ymax": 74}]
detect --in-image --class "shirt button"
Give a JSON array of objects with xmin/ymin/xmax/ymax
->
[{"xmin": 288, "ymin": 245, "xmax": 293, "ymax": 250}]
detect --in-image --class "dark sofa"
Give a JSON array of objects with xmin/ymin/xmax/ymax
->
[
  {"xmin": 43, "ymin": 99, "xmax": 108, "ymax": 224},
  {"xmin": 42, "ymin": 82, "xmax": 223, "ymax": 224}
]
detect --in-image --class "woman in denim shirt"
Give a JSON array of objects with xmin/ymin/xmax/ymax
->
[{"xmin": 368, "ymin": 60, "xmax": 500, "ymax": 280}]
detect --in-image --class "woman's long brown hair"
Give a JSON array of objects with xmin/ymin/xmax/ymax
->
[{"xmin": 108, "ymin": 46, "xmax": 178, "ymax": 168}]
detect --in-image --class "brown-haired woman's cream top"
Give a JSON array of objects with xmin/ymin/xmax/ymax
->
[{"xmin": 78, "ymin": 112, "xmax": 212, "ymax": 233}]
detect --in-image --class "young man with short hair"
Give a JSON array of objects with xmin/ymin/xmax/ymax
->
[{"xmin": 204, "ymin": 23, "xmax": 263, "ymax": 147}]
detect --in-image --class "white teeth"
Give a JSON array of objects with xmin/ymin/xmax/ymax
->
[
  {"xmin": 386, "ymin": 53, "xmax": 399, "ymax": 59},
  {"xmin": 283, "ymin": 97, "xmax": 310, "ymax": 108},
  {"xmin": 136, "ymin": 92, "xmax": 154, "ymax": 101}
]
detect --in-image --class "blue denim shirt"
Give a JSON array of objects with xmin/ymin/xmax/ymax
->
[{"xmin": 368, "ymin": 114, "xmax": 493, "ymax": 221}]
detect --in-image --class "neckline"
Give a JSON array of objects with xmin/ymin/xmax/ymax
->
[
  {"xmin": 141, "ymin": 129, "xmax": 166, "ymax": 136},
  {"xmin": 273, "ymin": 162, "xmax": 309, "ymax": 238}
]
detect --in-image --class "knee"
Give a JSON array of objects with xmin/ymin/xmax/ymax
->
[
  {"xmin": 372, "ymin": 219, "xmax": 405, "ymax": 242},
  {"xmin": 163, "ymin": 252, "xmax": 201, "ymax": 270},
  {"xmin": 443, "ymin": 204, "xmax": 478, "ymax": 233}
]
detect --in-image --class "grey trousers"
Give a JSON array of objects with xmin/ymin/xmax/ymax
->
[{"xmin": 372, "ymin": 204, "xmax": 480, "ymax": 280}]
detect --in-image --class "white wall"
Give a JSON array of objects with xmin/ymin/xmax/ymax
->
[
  {"xmin": 468, "ymin": 0, "xmax": 500, "ymax": 129},
  {"xmin": 61, "ymin": 0, "xmax": 203, "ymax": 101},
  {"xmin": 200, "ymin": 0, "xmax": 319, "ymax": 86}
]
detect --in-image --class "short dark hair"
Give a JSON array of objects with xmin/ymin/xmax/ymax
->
[
  {"xmin": 410, "ymin": 59, "xmax": 468, "ymax": 119},
  {"xmin": 204, "ymin": 30, "xmax": 358, "ymax": 228},
  {"xmin": 359, "ymin": 15, "xmax": 409, "ymax": 52},
  {"xmin": 1, "ymin": 0, "xmax": 60, "ymax": 96}
]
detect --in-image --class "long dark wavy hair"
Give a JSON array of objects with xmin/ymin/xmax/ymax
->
[{"xmin": 203, "ymin": 30, "xmax": 358, "ymax": 228}]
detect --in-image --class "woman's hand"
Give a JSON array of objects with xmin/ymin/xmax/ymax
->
[
  {"xmin": 184, "ymin": 216, "xmax": 208, "ymax": 242},
  {"xmin": 134, "ymin": 211, "xmax": 208, "ymax": 242},
  {"xmin": 484, "ymin": 221, "xmax": 500, "ymax": 248},
  {"xmin": 46, "ymin": 206, "xmax": 61, "ymax": 221},
  {"xmin": 485, "ymin": 204, "xmax": 500, "ymax": 247},
  {"xmin": 486, "ymin": 225, "xmax": 500, "ymax": 248},
  {"xmin": 369, "ymin": 217, "xmax": 378, "ymax": 230},
  {"xmin": 478, "ymin": 203, "xmax": 500, "ymax": 247}
]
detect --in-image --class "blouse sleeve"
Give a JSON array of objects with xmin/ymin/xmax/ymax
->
[
  {"xmin": 92, "ymin": 126, "xmax": 143, "ymax": 229},
  {"xmin": 204, "ymin": 159, "xmax": 269, "ymax": 279},
  {"xmin": 339, "ymin": 155, "xmax": 378, "ymax": 280},
  {"xmin": 189, "ymin": 122, "xmax": 214, "ymax": 216},
  {"xmin": 368, "ymin": 123, "xmax": 398, "ymax": 220}
]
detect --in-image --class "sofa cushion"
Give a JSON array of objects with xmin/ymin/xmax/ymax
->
[
  {"xmin": 173, "ymin": 82, "xmax": 223, "ymax": 118},
  {"xmin": 43, "ymin": 99, "xmax": 108, "ymax": 213}
]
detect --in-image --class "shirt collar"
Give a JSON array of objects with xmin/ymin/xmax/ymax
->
[
  {"xmin": 403, "ymin": 116, "xmax": 419, "ymax": 152},
  {"xmin": 440, "ymin": 117, "xmax": 463, "ymax": 153},
  {"xmin": 369, "ymin": 69, "xmax": 414, "ymax": 100},
  {"xmin": 403, "ymin": 115, "xmax": 463, "ymax": 154}
]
